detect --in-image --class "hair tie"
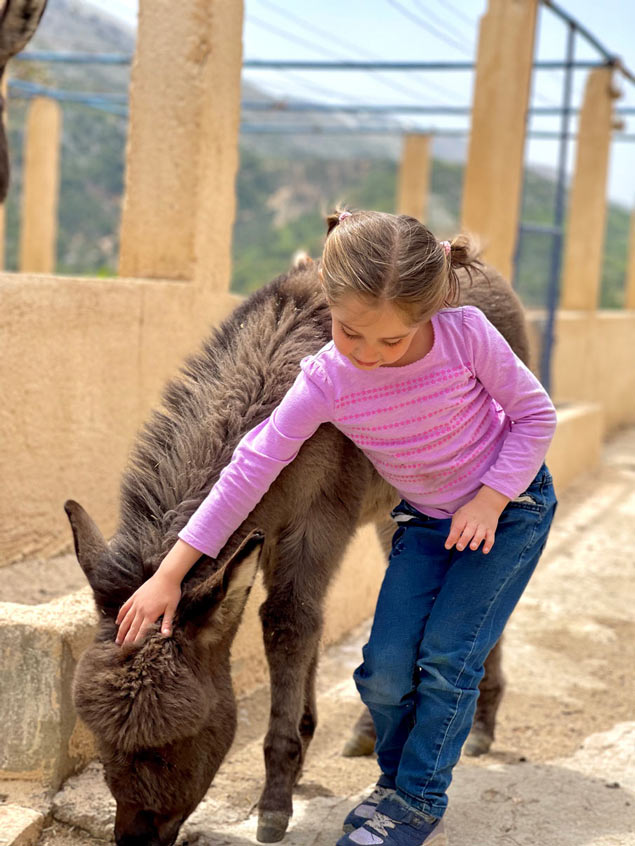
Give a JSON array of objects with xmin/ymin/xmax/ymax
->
[
  {"xmin": 338, "ymin": 211, "xmax": 352, "ymax": 222},
  {"xmin": 440, "ymin": 240, "xmax": 451, "ymax": 256}
]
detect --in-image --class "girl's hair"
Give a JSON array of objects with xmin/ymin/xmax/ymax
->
[{"xmin": 321, "ymin": 209, "xmax": 482, "ymax": 325}]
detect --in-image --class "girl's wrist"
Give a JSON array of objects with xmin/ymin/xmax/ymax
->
[
  {"xmin": 476, "ymin": 484, "xmax": 510, "ymax": 514},
  {"xmin": 156, "ymin": 539, "xmax": 202, "ymax": 584}
]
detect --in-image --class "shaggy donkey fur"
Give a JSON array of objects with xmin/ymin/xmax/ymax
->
[{"xmin": 67, "ymin": 259, "xmax": 530, "ymax": 846}]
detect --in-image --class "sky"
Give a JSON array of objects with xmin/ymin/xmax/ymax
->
[{"xmin": 89, "ymin": 0, "xmax": 635, "ymax": 209}]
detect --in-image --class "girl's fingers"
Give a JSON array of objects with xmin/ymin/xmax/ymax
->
[
  {"xmin": 469, "ymin": 526, "xmax": 487, "ymax": 551},
  {"xmin": 134, "ymin": 618, "xmax": 154, "ymax": 645},
  {"xmin": 116, "ymin": 608, "xmax": 135, "ymax": 645},
  {"xmin": 115, "ymin": 596, "xmax": 134, "ymax": 625},
  {"xmin": 444, "ymin": 518, "xmax": 466, "ymax": 549},
  {"xmin": 482, "ymin": 529, "xmax": 496, "ymax": 554},
  {"xmin": 122, "ymin": 613, "xmax": 143, "ymax": 647},
  {"xmin": 455, "ymin": 523, "xmax": 477, "ymax": 551},
  {"xmin": 162, "ymin": 604, "xmax": 177, "ymax": 637}
]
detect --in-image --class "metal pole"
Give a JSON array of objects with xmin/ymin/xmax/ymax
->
[{"xmin": 540, "ymin": 21, "xmax": 576, "ymax": 395}]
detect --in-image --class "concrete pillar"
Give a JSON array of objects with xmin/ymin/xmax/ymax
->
[
  {"xmin": 561, "ymin": 68, "xmax": 617, "ymax": 311},
  {"xmin": 622, "ymin": 208, "xmax": 635, "ymax": 310},
  {"xmin": 18, "ymin": 97, "xmax": 61, "ymax": 274},
  {"xmin": 19, "ymin": 97, "xmax": 62, "ymax": 273},
  {"xmin": 460, "ymin": 0, "xmax": 539, "ymax": 280},
  {"xmin": 396, "ymin": 133, "xmax": 431, "ymax": 221},
  {"xmin": 119, "ymin": 0, "xmax": 244, "ymax": 292}
]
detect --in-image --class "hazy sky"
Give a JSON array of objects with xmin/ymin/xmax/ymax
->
[{"xmin": 89, "ymin": 0, "xmax": 635, "ymax": 209}]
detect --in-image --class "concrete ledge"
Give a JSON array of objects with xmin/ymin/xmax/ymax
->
[
  {"xmin": 0, "ymin": 805, "xmax": 44, "ymax": 846},
  {"xmin": 0, "ymin": 589, "xmax": 97, "ymax": 788},
  {"xmin": 547, "ymin": 402, "xmax": 604, "ymax": 491}
]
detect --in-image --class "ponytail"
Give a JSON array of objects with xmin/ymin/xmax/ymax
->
[{"xmin": 446, "ymin": 232, "xmax": 484, "ymax": 304}]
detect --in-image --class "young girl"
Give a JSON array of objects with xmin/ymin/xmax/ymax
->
[{"xmin": 115, "ymin": 210, "xmax": 558, "ymax": 846}]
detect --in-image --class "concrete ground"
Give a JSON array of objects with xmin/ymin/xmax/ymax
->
[{"xmin": 3, "ymin": 426, "xmax": 635, "ymax": 846}]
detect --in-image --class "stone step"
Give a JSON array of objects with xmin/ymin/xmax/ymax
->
[{"xmin": 0, "ymin": 805, "xmax": 44, "ymax": 846}]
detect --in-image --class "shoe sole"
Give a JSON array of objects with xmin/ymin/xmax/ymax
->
[{"xmin": 341, "ymin": 819, "xmax": 447, "ymax": 844}]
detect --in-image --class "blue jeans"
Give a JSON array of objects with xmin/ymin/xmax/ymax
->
[{"xmin": 353, "ymin": 462, "xmax": 558, "ymax": 819}]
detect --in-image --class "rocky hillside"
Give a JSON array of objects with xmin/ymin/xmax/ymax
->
[{"xmin": 2, "ymin": 0, "xmax": 630, "ymax": 310}]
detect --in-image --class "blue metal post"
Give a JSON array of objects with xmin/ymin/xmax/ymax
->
[{"xmin": 540, "ymin": 21, "xmax": 576, "ymax": 395}]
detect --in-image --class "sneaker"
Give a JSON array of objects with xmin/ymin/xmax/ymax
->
[
  {"xmin": 337, "ymin": 795, "xmax": 446, "ymax": 846},
  {"xmin": 342, "ymin": 781, "xmax": 396, "ymax": 833}
]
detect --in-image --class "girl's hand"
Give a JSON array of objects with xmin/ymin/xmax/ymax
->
[
  {"xmin": 444, "ymin": 486, "xmax": 510, "ymax": 555},
  {"xmin": 115, "ymin": 571, "xmax": 181, "ymax": 647}
]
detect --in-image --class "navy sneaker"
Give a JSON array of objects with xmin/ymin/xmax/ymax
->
[
  {"xmin": 342, "ymin": 781, "xmax": 396, "ymax": 833},
  {"xmin": 337, "ymin": 795, "xmax": 446, "ymax": 846}
]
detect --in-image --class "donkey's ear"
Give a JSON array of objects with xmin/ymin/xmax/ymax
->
[
  {"xmin": 179, "ymin": 529, "xmax": 264, "ymax": 639},
  {"xmin": 64, "ymin": 500, "xmax": 136, "ymax": 616}
]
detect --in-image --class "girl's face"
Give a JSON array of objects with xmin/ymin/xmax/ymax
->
[{"xmin": 329, "ymin": 294, "xmax": 427, "ymax": 369}]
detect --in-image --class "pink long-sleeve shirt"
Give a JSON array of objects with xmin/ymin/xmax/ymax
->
[{"xmin": 178, "ymin": 305, "xmax": 557, "ymax": 558}]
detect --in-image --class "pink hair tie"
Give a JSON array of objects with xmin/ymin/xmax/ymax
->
[
  {"xmin": 440, "ymin": 240, "xmax": 451, "ymax": 256},
  {"xmin": 338, "ymin": 211, "xmax": 352, "ymax": 222}
]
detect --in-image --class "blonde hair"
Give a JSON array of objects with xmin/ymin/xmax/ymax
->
[{"xmin": 321, "ymin": 209, "xmax": 482, "ymax": 325}]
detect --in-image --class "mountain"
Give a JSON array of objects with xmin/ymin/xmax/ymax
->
[{"xmin": 1, "ymin": 0, "xmax": 629, "ymax": 310}]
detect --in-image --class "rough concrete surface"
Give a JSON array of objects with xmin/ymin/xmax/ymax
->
[
  {"xmin": 0, "ymin": 804, "xmax": 44, "ymax": 846},
  {"xmin": 4, "ymin": 426, "xmax": 635, "ymax": 845}
]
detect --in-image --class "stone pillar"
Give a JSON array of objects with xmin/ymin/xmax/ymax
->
[
  {"xmin": 626, "ymin": 208, "xmax": 635, "ymax": 310},
  {"xmin": 396, "ymin": 133, "xmax": 431, "ymax": 221},
  {"xmin": 561, "ymin": 68, "xmax": 617, "ymax": 311},
  {"xmin": 18, "ymin": 97, "xmax": 61, "ymax": 274},
  {"xmin": 119, "ymin": 0, "xmax": 244, "ymax": 292},
  {"xmin": 460, "ymin": 0, "xmax": 539, "ymax": 279}
]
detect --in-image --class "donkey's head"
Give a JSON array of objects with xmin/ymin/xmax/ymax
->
[{"xmin": 65, "ymin": 500, "xmax": 263, "ymax": 846}]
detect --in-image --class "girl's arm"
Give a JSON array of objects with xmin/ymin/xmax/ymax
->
[
  {"xmin": 462, "ymin": 306, "xmax": 558, "ymax": 500},
  {"xmin": 177, "ymin": 360, "xmax": 332, "ymax": 558},
  {"xmin": 116, "ymin": 362, "xmax": 332, "ymax": 646}
]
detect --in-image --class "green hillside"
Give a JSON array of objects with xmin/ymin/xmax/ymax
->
[
  {"xmin": 3, "ymin": 0, "xmax": 629, "ymax": 311},
  {"xmin": 232, "ymin": 150, "xmax": 630, "ymax": 310}
]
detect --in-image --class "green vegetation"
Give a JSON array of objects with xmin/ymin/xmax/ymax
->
[{"xmin": 232, "ymin": 151, "xmax": 630, "ymax": 310}]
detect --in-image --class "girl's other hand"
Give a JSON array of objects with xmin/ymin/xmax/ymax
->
[
  {"xmin": 444, "ymin": 486, "xmax": 509, "ymax": 554},
  {"xmin": 115, "ymin": 571, "xmax": 181, "ymax": 647}
]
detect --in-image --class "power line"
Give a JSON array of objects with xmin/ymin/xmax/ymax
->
[
  {"xmin": 252, "ymin": 0, "xmax": 462, "ymax": 107},
  {"xmin": 414, "ymin": 0, "xmax": 477, "ymax": 48},
  {"xmin": 432, "ymin": 0, "xmax": 480, "ymax": 38},
  {"xmin": 386, "ymin": 0, "xmax": 472, "ymax": 57}
]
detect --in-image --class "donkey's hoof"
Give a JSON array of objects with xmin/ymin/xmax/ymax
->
[
  {"xmin": 257, "ymin": 811, "xmax": 291, "ymax": 843},
  {"xmin": 464, "ymin": 727, "xmax": 493, "ymax": 757},
  {"xmin": 342, "ymin": 732, "xmax": 375, "ymax": 758}
]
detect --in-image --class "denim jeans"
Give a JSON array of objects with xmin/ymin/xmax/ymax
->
[{"xmin": 353, "ymin": 462, "xmax": 558, "ymax": 820}]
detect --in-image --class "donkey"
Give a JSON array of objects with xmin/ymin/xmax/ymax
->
[
  {"xmin": 67, "ymin": 257, "xmax": 530, "ymax": 846},
  {"xmin": 0, "ymin": 0, "xmax": 50, "ymax": 200}
]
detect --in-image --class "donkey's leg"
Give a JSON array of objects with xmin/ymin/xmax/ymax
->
[
  {"xmin": 464, "ymin": 636, "xmax": 505, "ymax": 756},
  {"xmin": 257, "ymin": 581, "xmax": 323, "ymax": 842},
  {"xmin": 344, "ymin": 515, "xmax": 506, "ymax": 759},
  {"xmin": 298, "ymin": 648, "xmax": 319, "ymax": 765}
]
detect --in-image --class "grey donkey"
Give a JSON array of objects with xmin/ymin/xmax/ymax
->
[{"xmin": 66, "ymin": 257, "xmax": 530, "ymax": 846}]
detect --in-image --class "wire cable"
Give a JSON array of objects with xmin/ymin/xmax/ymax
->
[
  {"xmin": 251, "ymin": 0, "xmax": 463, "ymax": 106},
  {"xmin": 415, "ymin": 0, "xmax": 477, "ymax": 47},
  {"xmin": 386, "ymin": 0, "xmax": 471, "ymax": 56}
]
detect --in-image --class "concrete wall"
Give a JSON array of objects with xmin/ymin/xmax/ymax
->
[
  {"xmin": 0, "ymin": 273, "xmax": 243, "ymax": 565},
  {"xmin": 2, "ymin": 288, "xmax": 635, "ymax": 569}
]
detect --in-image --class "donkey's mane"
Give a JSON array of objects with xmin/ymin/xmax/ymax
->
[{"xmin": 110, "ymin": 265, "xmax": 331, "ymax": 588}]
